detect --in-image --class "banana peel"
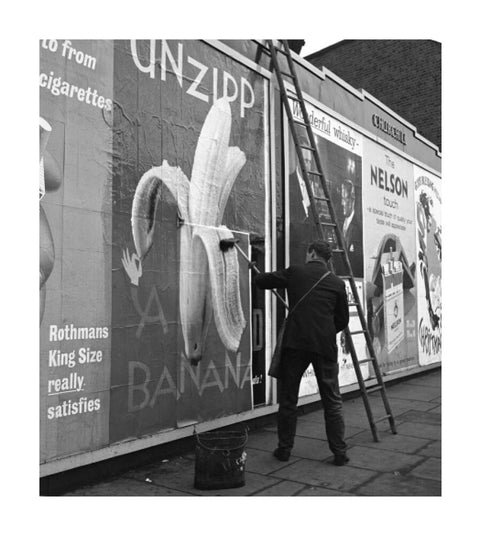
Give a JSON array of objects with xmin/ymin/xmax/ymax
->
[{"xmin": 131, "ymin": 97, "xmax": 247, "ymax": 364}]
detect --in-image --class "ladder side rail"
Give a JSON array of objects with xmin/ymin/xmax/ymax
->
[
  {"xmin": 344, "ymin": 329, "xmax": 379, "ymax": 441},
  {"xmin": 268, "ymin": 41, "xmax": 326, "ymax": 241},
  {"xmin": 364, "ymin": 343, "xmax": 398, "ymax": 433}
]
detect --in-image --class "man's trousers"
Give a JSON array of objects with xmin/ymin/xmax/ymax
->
[{"xmin": 277, "ymin": 347, "xmax": 347, "ymax": 456}]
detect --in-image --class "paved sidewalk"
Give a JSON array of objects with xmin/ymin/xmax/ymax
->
[{"xmin": 65, "ymin": 369, "xmax": 441, "ymax": 496}]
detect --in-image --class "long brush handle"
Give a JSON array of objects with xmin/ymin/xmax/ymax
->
[{"xmin": 233, "ymin": 243, "xmax": 289, "ymax": 309}]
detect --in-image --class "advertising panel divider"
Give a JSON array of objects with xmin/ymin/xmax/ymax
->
[{"xmin": 40, "ymin": 40, "xmax": 441, "ymax": 474}]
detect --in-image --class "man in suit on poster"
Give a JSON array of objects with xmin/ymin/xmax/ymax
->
[{"xmin": 340, "ymin": 177, "xmax": 363, "ymax": 277}]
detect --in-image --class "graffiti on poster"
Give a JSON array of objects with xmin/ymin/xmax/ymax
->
[
  {"xmin": 414, "ymin": 167, "xmax": 442, "ymax": 365},
  {"xmin": 363, "ymin": 140, "xmax": 418, "ymax": 374}
]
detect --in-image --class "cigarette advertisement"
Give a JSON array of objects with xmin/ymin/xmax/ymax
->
[
  {"xmin": 362, "ymin": 139, "xmax": 418, "ymax": 374},
  {"xmin": 39, "ymin": 40, "xmax": 114, "ymax": 462},
  {"xmin": 414, "ymin": 167, "xmax": 442, "ymax": 365},
  {"xmin": 40, "ymin": 40, "xmax": 269, "ymax": 462}
]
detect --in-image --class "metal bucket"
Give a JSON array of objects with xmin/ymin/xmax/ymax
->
[{"xmin": 194, "ymin": 429, "xmax": 248, "ymax": 490}]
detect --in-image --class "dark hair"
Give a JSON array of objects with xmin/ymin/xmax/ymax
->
[
  {"xmin": 342, "ymin": 179, "xmax": 355, "ymax": 199},
  {"xmin": 307, "ymin": 240, "xmax": 332, "ymax": 261}
]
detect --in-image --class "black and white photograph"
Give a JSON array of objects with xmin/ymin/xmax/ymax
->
[{"xmin": 12, "ymin": 4, "xmax": 480, "ymax": 531}]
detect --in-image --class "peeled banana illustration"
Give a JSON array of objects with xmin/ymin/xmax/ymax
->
[{"xmin": 131, "ymin": 97, "xmax": 247, "ymax": 364}]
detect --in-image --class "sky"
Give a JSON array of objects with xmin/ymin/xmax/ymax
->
[{"xmin": 300, "ymin": 39, "xmax": 340, "ymax": 57}]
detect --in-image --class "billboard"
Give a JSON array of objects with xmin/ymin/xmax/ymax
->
[
  {"xmin": 414, "ymin": 167, "xmax": 442, "ymax": 365},
  {"xmin": 40, "ymin": 40, "xmax": 270, "ymax": 462},
  {"xmin": 39, "ymin": 40, "xmax": 114, "ymax": 462},
  {"xmin": 362, "ymin": 139, "xmax": 418, "ymax": 374}
]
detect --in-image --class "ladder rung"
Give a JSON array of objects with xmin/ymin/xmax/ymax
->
[
  {"xmin": 308, "ymin": 171, "xmax": 323, "ymax": 177},
  {"xmin": 299, "ymin": 144, "xmax": 315, "ymax": 151},
  {"xmin": 338, "ymin": 275, "xmax": 353, "ymax": 280},
  {"xmin": 288, "ymin": 95, "xmax": 301, "ymax": 102},
  {"xmin": 272, "ymin": 44, "xmax": 289, "ymax": 55},
  {"xmin": 331, "ymin": 248, "xmax": 345, "ymax": 253},
  {"xmin": 313, "ymin": 195, "xmax": 329, "ymax": 202},
  {"xmin": 365, "ymin": 385, "xmax": 383, "ymax": 394},
  {"xmin": 375, "ymin": 414, "xmax": 393, "ymax": 423},
  {"xmin": 357, "ymin": 358, "xmax": 374, "ymax": 364},
  {"xmin": 293, "ymin": 118, "xmax": 308, "ymax": 126},
  {"xmin": 321, "ymin": 222, "xmax": 337, "ymax": 227},
  {"xmin": 349, "ymin": 329, "xmax": 367, "ymax": 335},
  {"xmin": 280, "ymin": 70, "xmax": 294, "ymax": 78},
  {"xmin": 348, "ymin": 302, "xmax": 360, "ymax": 307}
]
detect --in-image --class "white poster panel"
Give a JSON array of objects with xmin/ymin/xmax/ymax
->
[
  {"xmin": 362, "ymin": 139, "xmax": 418, "ymax": 374},
  {"xmin": 414, "ymin": 167, "xmax": 442, "ymax": 365}
]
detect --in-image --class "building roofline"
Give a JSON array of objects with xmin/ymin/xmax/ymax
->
[{"xmin": 305, "ymin": 39, "xmax": 441, "ymax": 61}]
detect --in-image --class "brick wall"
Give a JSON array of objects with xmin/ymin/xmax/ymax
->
[{"xmin": 306, "ymin": 40, "xmax": 441, "ymax": 150}]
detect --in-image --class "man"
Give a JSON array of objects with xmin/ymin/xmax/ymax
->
[
  {"xmin": 340, "ymin": 178, "xmax": 363, "ymax": 277},
  {"xmin": 255, "ymin": 240, "xmax": 350, "ymax": 466}
]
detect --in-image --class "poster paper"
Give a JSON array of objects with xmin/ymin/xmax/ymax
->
[
  {"xmin": 414, "ymin": 167, "xmax": 442, "ymax": 365},
  {"xmin": 362, "ymin": 139, "xmax": 418, "ymax": 374}
]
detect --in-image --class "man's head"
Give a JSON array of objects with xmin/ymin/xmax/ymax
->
[
  {"xmin": 341, "ymin": 179, "xmax": 355, "ymax": 218},
  {"xmin": 306, "ymin": 240, "xmax": 332, "ymax": 263}
]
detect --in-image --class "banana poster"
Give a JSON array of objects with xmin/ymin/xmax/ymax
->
[{"xmin": 40, "ymin": 40, "xmax": 269, "ymax": 460}]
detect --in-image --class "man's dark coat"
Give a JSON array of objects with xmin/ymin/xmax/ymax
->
[{"xmin": 255, "ymin": 261, "xmax": 349, "ymax": 361}]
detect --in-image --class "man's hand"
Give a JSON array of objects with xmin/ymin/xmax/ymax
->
[{"xmin": 122, "ymin": 248, "xmax": 142, "ymax": 286}]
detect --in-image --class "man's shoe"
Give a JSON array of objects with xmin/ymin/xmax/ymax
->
[
  {"xmin": 333, "ymin": 454, "xmax": 350, "ymax": 466},
  {"xmin": 273, "ymin": 448, "xmax": 290, "ymax": 461}
]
